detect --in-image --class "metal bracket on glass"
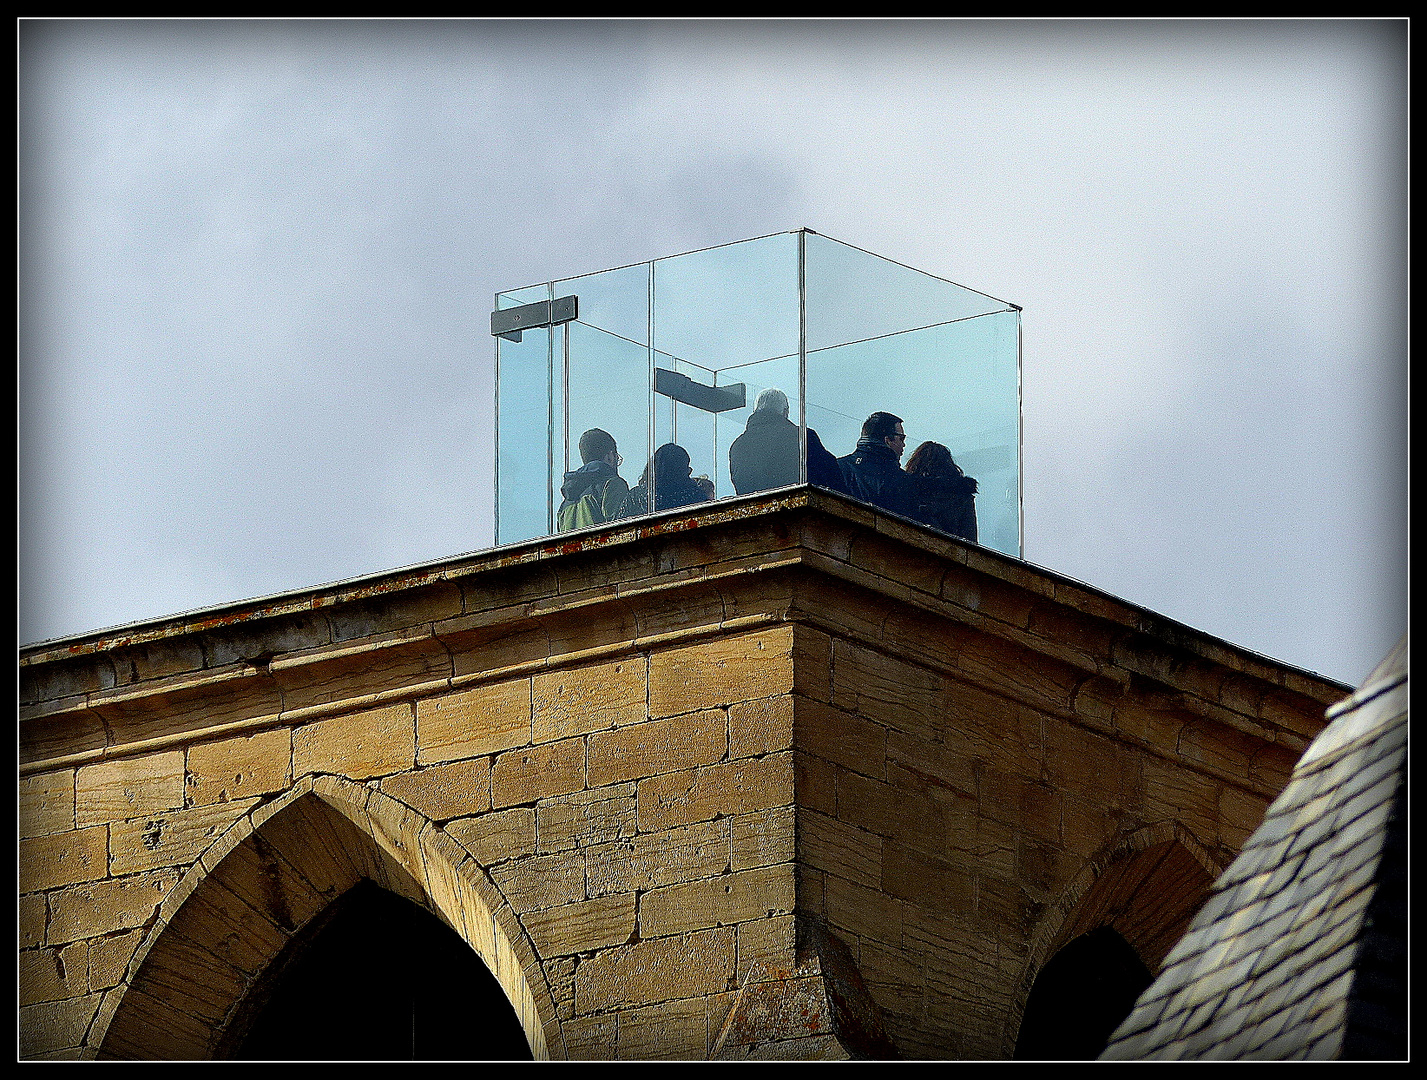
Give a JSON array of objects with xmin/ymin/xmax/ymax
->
[
  {"xmin": 491, "ymin": 295, "xmax": 579, "ymax": 342},
  {"xmin": 654, "ymin": 368, "xmax": 746, "ymax": 414}
]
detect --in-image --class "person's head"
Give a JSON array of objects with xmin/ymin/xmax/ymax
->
[
  {"xmin": 642, "ymin": 443, "xmax": 692, "ymax": 487},
  {"xmin": 578, "ymin": 428, "xmax": 620, "ymax": 467},
  {"xmin": 862, "ymin": 411, "xmax": 906, "ymax": 459},
  {"xmin": 905, "ymin": 441, "xmax": 961, "ymax": 478},
  {"xmin": 753, "ymin": 388, "xmax": 790, "ymax": 419}
]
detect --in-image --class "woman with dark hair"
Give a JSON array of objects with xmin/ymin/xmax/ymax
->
[
  {"xmin": 616, "ymin": 443, "xmax": 714, "ymax": 518},
  {"xmin": 905, "ymin": 441, "xmax": 978, "ymax": 542}
]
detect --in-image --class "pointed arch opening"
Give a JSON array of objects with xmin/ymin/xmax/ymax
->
[
  {"xmin": 94, "ymin": 777, "xmax": 557, "ymax": 1060},
  {"xmin": 1008, "ymin": 824, "xmax": 1222, "ymax": 1059}
]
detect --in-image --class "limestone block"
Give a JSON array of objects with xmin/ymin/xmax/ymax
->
[
  {"xmin": 829, "ymin": 641, "xmax": 943, "ymax": 742},
  {"xmin": 586, "ymin": 817, "xmax": 732, "ymax": 899},
  {"xmin": 823, "ymin": 872, "xmax": 903, "ymax": 949},
  {"xmin": 521, "ymin": 894, "xmax": 636, "ymax": 957},
  {"xmin": 561, "ymin": 1013, "xmax": 617, "ymax": 1059},
  {"xmin": 380, "ymin": 757, "xmax": 492, "ymax": 822},
  {"xmin": 446, "ymin": 808, "xmax": 535, "ymax": 866},
  {"xmin": 532, "ymin": 659, "xmax": 646, "ymax": 742},
  {"xmin": 491, "ymin": 737, "xmax": 586, "ymax": 809},
  {"xmin": 834, "ymin": 769, "xmax": 943, "ymax": 856},
  {"xmin": 292, "ymin": 702, "xmax": 415, "ymax": 781},
  {"xmin": 20, "ymin": 769, "xmax": 75, "ymax": 838},
  {"xmin": 731, "ymin": 804, "xmax": 796, "ymax": 872},
  {"xmin": 76, "ymin": 752, "xmax": 185, "ymax": 828},
  {"xmin": 648, "ymin": 628, "xmax": 794, "ymax": 718},
  {"xmin": 20, "ymin": 893, "xmax": 47, "ymax": 949},
  {"xmin": 20, "ymin": 826, "xmax": 109, "ymax": 895},
  {"xmin": 800, "ymin": 809, "xmax": 881, "ymax": 890},
  {"xmin": 616, "ymin": 996, "xmax": 711, "ymax": 1060},
  {"xmin": 19, "ymin": 993, "xmax": 102, "ymax": 1058},
  {"xmin": 729, "ymin": 695, "xmax": 794, "ymax": 759},
  {"xmin": 640, "ymin": 864, "xmax": 795, "ymax": 939},
  {"xmin": 108, "ymin": 799, "xmax": 257, "ymax": 876},
  {"xmin": 184, "ymin": 728, "xmax": 291, "ymax": 807},
  {"xmin": 20, "ymin": 940, "xmax": 89, "ymax": 1005},
  {"xmin": 796, "ymin": 698, "xmax": 887, "ymax": 780},
  {"xmin": 735, "ymin": 913, "xmax": 797, "ymax": 982},
  {"xmin": 637, "ymin": 751, "xmax": 794, "ymax": 833},
  {"xmin": 490, "ymin": 852, "xmax": 586, "ymax": 912},
  {"xmin": 791, "ymin": 624, "xmax": 833, "ymax": 704},
  {"xmin": 87, "ymin": 929, "xmax": 144, "ymax": 993},
  {"xmin": 417, "ymin": 678, "xmax": 532, "ymax": 765},
  {"xmin": 574, "ymin": 925, "xmax": 736, "ymax": 1014},
  {"xmin": 586, "ymin": 710, "xmax": 727, "ymax": 789},
  {"xmin": 536, "ymin": 784, "xmax": 636, "ymax": 855},
  {"xmin": 46, "ymin": 870, "xmax": 181, "ymax": 946}
]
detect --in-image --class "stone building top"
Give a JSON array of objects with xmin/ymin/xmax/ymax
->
[{"xmin": 21, "ymin": 486, "xmax": 1347, "ymax": 779}]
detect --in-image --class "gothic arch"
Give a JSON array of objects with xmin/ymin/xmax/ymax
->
[
  {"xmin": 1004, "ymin": 822, "xmax": 1225, "ymax": 1056},
  {"xmin": 88, "ymin": 775, "xmax": 562, "ymax": 1060}
]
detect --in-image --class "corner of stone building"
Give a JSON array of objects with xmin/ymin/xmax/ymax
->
[{"xmin": 711, "ymin": 917, "xmax": 897, "ymax": 1061}]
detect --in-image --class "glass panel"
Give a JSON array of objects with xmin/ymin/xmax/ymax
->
[
  {"xmin": 559, "ymin": 261, "xmax": 650, "ymax": 523},
  {"xmin": 715, "ymin": 352, "xmax": 802, "ymax": 498},
  {"xmin": 648, "ymin": 233, "xmax": 800, "ymax": 509},
  {"xmin": 494, "ymin": 230, "xmax": 1019, "ymax": 554},
  {"xmin": 804, "ymin": 232, "xmax": 1010, "ymax": 353},
  {"xmin": 805, "ymin": 309, "xmax": 1020, "ymax": 556},
  {"xmin": 564, "ymin": 319, "xmax": 650, "ymax": 519},
  {"xmin": 495, "ymin": 325, "xmax": 553, "ymax": 545}
]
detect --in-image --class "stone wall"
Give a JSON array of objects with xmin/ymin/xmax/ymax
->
[{"xmin": 19, "ymin": 489, "xmax": 1349, "ymax": 1059}]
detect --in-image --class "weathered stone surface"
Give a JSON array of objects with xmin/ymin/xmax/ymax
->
[
  {"xmin": 637, "ymin": 752, "xmax": 794, "ymax": 833},
  {"xmin": 46, "ymin": 870, "xmax": 181, "ymax": 946},
  {"xmin": 185, "ymin": 729, "xmax": 291, "ymax": 807},
  {"xmin": 536, "ymin": 784, "xmax": 636, "ymax": 855},
  {"xmin": 522, "ymin": 894, "xmax": 637, "ymax": 957},
  {"xmin": 416, "ymin": 678, "xmax": 532, "ymax": 765},
  {"xmin": 293, "ymin": 702, "xmax": 416, "ymax": 780},
  {"xmin": 76, "ymin": 752, "xmax": 186, "ymax": 828},
  {"xmin": 108, "ymin": 799, "xmax": 257, "ymax": 876},
  {"xmin": 446, "ymin": 808, "xmax": 535, "ymax": 866},
  {"xmin": 20, "ymin": 769, "xmax": 76, "ymax": 838},
  {"xmin": 380, "ymin": 756, "xmax": 492, "ymax": 822},
  {"xmin": 21, "ymin": 827, "xmax": 109, "ymax": 895},
  {"xmin": 587, "ymin": 710, "xmax": 727, "ymax": 788},
  {"xmin": 649, "ymin": 628, "xmax": 794, "ymax": 718},
  {"xmin": 491, "ymin": 737, "xmax": 586, "ymax": 809},
  {"xmin": 586, "ymin": 818, "xmax": 733, "ymax": 899},
  {"xmin": 19, "ymin": 993, "xmax": 103, "ymax": 1058},
  {"xmin": 729, "ymin": 695, "xmax": 794, "ymax": 759},
  {"xmin": 574, "ymin": 926, "xmax": 737, "ymax": 1014},
  {"xmin": 533, "ymin": 659, "xmax": 645, "ymax": 742},
  {"xmin": 640, "ymin": 865, "xmax": 795, "ymax": 939}
]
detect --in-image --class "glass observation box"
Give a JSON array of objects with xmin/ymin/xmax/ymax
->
[{"xmin": 493, "ymin": 230, "xmax": 1021, "ymax": 557}]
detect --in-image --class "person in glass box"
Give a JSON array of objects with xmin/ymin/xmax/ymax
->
[{"xmin": 556, "ymin": 428, "xmax": 631, "ymax": 531}]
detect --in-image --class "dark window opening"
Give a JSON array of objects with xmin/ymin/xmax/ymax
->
[
  {"xmin": 1014, "ymin": 925, "xmax": 1152, "ymax": 1061},
  {"xmin": 229, "ymin": 879, "xmax": 533, "ymax": 1061}
]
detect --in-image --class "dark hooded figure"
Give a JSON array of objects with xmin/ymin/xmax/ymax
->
[
  {"xmin": 616, "ymin": 443, "xmax": 713, "ymax": 518},
  {"xmin": 838, "ymin": 411, "xmax": 913, "ymax": 516},
  {"xmin": 728, "ymin": 387, "xmax": 849, "ymax": 497},
  {"xmin": 905, "ymin": 440, "xmax": 978, "ymax": 542},
  {"xmin": 729, "ymin": 388, "xmax": 799, "ymax": 495}
]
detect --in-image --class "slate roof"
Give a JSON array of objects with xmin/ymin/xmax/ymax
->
[{"xmin": 1100, "ymin": 637, "xmax": 1407, "ymax": 1061}]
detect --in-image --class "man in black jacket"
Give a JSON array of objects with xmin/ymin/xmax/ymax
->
[
  {"xmin": 729, "ymin": 388, "xmax": 800, "ymax": 495},
  {"xmin": 838, "ymin": 411, "xmax": 912, "ymax": 517}
]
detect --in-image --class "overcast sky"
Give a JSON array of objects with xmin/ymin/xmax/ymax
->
[{"xmin": 19, "ymin": 19, "xmax": 1407, "ymax": 688}]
